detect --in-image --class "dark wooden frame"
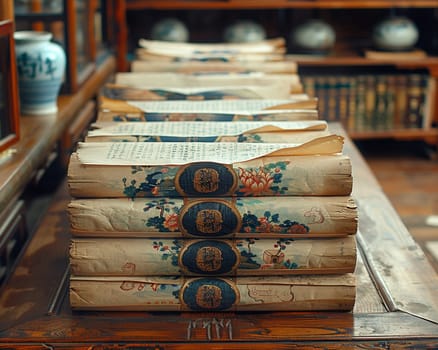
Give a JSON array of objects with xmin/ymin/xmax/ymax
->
[{"xmin": 0, "ymin": 20, "xmax": 20, "ymax": 153}]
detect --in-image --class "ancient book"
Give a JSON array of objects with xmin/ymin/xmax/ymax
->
[
  {"xmin": 85, "ymin": 120, "xmax": 330, "ymax": 143},
  {"xmin": 100, "ymin": 97, "xmax": 318, "ymax": 113},
  {"xmin": 136, "ymin": 38, "xmax": 286, "ymax": 63},
  {"xmin": 130, "ymin": 60, "xmax": 298, "ymax": 74},
  {"xmin": 69, "ymin": 274, "xmax": 356, "ymax": 311},
  {"xmin": 404, "ymin": 74, "xmax": 428, "ymax": 129},
  {"xmin": 97, "ymin": 108, "xmax": 319, "ymax": 123},
  {"xmin": 114, "ymin": 72, "xmax": 301, "ymax": 90},
  {"xmin": 136, "ymin": 49, "xmax": 286, "ymax": 63},
  {"xmin": 102, "ymin": 82, "xmax": 296, "ymax": 100},
  {"xmin": 98, "ymin": 98, "xmax": 319, "ymax": 122},
  {"xmin": 68, "ymin": 196, "xmax": 357, "ymax": 238},
  {"xmin": 69, "ymin": 236, "xmax": 357, "ymax": 276},
  {"xmin": 67, "ymin": 137, "xmax": 353, "ymax": 198}
]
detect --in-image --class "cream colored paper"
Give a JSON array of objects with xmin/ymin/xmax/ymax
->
[
  {"xmin": 68, "ymin": 196, "xmax": 357, "ymax": 237},
  {"xmin": 68, "ymin": 152, "xmax": 352, "ymax": 198},
  {"xmin": 69, "ymin": 274, "xmax": 356, "ymax": 311},
  {"xmin": 87, "ymin": 121, "xmax": 328, "ymax": 138},
  {"xmin": 130, "ymin": 60, "xmax": 298, "ymax": 74},
  {"xmin": 75, "ymin": 136, "xmax": 343, "ymax": 166},
  {"xmin": 69, "ymin": 236, "xmax": 357, "ymax": 276},
  {"xmin": 114, "ymin": 72, "xmax": 301, "ymax": 90},
  {"xmin": 122, "ymin": 98, "xmax": 317, "ymax": 113},
  {"xmin": 96, "ymin": 109, "xmax": 319, "ymax": 122},
  {"xmin": 138, "ymin": 37, "xmax": 286, "ymax": 54}
]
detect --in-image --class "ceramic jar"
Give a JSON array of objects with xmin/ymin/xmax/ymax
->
[
  {"xmin": 151, "ymin": 18, "xmax": 189, "ymax": 42},
  {"xmin": 373, "ymin": 16, "xmax": 419, "ymax": 51},
  {"xmin": 223, "ymin": 20, "xmax": 266, "ymax": 43},
  {"xmin": 14, "ymin": 31, "xmax": 66, "ymax": 115},
  {"xmin": 291, "ymin": 19, "xmax": 336, "ymax": 52}
]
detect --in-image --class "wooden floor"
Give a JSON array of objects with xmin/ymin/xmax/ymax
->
[{"xmin": 357, "ymin": 139, "xmax": 438, "ymax": 273}]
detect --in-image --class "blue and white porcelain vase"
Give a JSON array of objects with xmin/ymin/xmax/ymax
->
[
  {"xmin": 223, "ymin": 20, "xmax": 266, "ymax": 43},
  {"xmin": 151, "ymin": 18, "xmax": 189, "ymax": 42},
  {"xmin": 373, "ymin": 16, "xmax": 419, "ymax": 51},
  {"xmin": 291, "ymin": 19, "xmax": 336, "ymax": 53},
  {"xmin": 14, "ymin": 31, "xmax": 66, "ymax": 115}
]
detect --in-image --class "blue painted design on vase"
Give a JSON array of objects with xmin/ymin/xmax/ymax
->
[{"xmin": 14, "ymin": 31, "xmax": 66, "ymax": 115}]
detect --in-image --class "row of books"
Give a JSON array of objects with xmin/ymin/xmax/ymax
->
[
  {"xmin": 67, "ymin": 38, "xmax": 358, "ymax": 312},
  {"xmin": 302, "ymin": 73, "xmax": 431, "ymax": 132}
]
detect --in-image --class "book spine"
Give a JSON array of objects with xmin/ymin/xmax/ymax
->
[
  {"xmin": 404, "ymin": 74, "xmax": 427, "ymax": 129},
  {"xmin": 365, "ymin": 75, "xmax": 376, "ymax": 132},
  {"xmin": 68, "ymin": 153, "xmax": 352, "ymax": 198},
  {"xmin": 373, "ymin": 75, "xmax": 388, "ymax": 131},
  {"xmin": 337, "ymin": 76, "xmax": 350, "ymax": 129},
  {"xmin": 384, "ymin": 75, "xmax": 397, "ymax": 130},
  {"xmin": 346, "ymin": 75, "xmax": 356, "ymax": 132},
  {"xmin": 68, "ymin": 196, "xmax": 357, "ymax": 238},
  {"xmin": 70, "ymin": 236, "xmax": 357, "ymax": 276},
  {"xmin": 70, "ymin": 274, "xmax": 356, "ymax": 312},
  {"xmin": 394, "ymin": 74, "xmax": 408, "ymax": 129},
  {"xmin": 354, "ymin": 75, "xmax": 367, "ymax": 132}
]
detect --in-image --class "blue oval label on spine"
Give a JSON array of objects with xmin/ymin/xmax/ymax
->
[
  {"xmin": 179, "ymin": 200, "xmax": 241, "ymax": 237},
  {"xmin": 175, "ymin": 162, "xmax": 237, "ymax": 196},
  {"xmin": 180, "ymin": 240, "xmax": 239, "ymax": 275},
  {"xmin": 181, "ymin": 278, "xmax": 238, "ymax": 311}
]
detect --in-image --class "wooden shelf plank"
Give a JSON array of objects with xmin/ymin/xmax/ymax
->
[{"xmin": 126, "ymin": 0, "xmax": 438, "ymax": 10}]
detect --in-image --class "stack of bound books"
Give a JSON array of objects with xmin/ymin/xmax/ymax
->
[{"xmin": 67, "ymin": 38, "xmax": 358, "ymax": 312}]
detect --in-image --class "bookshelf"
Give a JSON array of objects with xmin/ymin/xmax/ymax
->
[{"xmin": 115, "ymin": 0, "xmax": 438, "ymax": 147}]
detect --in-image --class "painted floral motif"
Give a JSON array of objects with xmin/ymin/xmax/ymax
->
[
  {"xmin": 236, "ymin": 238, "xmax": 299, "ymax": 270},
  {"xmin": 152, "ymin": 239, "xmax": 182, "ymax": 267},
  {"xmin": 143, "ymin": 199, "xmax": 181, "ymax": 232},
  {"xmin": 238, "ymin": 161, "xmax": 289, "ymax": 196},
  {"xmin": 122, "ymin": 166, "xmax": 178, "ymax": 199},
  {"xmin": 241, "ymin": 210, "xmax": 309, "ymax": 234},
  {"xmin": 119, "ymin": 279, "xmax": 180, "ymax": 299}
]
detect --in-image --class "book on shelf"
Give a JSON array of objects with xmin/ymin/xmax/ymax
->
[
  {"xmin": 404, "ymin": 74, "xmax": 429, "ymax": 129},
  {"xmin": 69, "ymin": 274, "xmax": 356, "ymax": 312},
  {"xmin": 67, "ymin": 137, "xmax": 352, "ymax": 199},
  {"xmin": 130, "ymin": 60, "xmax": 298, "ymax": 74},
  {"xmin": 302, "ymin": 72, "xmax": 431, "ymax": 133},
  {"xmin": 69, "ymin": 236, "xmax": 357, "ymax": 276},
  {"xmin": 68, "ymin": 196, "xmax": 357, "ymax": 238},
  {"xmin": 85, "ymin": 120, "xmax": 330, "ymax": 143}
]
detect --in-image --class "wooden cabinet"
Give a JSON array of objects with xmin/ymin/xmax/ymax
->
[
  {"xmin": 0, "ymin": 2, "xmax": 117, "ymax": 288},
  {"xmin": 14, "ymin": 0, "xmax": 119, "ymax": 93},
  {"xmin": 115, "ymin": 0, "xmax": 438, "ymax": 145}
]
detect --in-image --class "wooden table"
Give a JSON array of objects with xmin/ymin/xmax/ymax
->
[{"xmin": 1, "ymin": 124, "xmax": 438, "ymax": 348}]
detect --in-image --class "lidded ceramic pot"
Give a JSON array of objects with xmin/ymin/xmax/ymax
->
[
  {"xmin": 151, "ymin": 18, "xmax": 189, "ymax": 42},
  {"xmin": 223, "ymin": 20, "xmax": 266, "ymax": 43},
  {"xmin": 373, "ymin": 16, "xmax": 419, "ymax": 51}
]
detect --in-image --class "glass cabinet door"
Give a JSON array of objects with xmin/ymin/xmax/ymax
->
[{"xmin": 14, "ymin": 0, "xmax": 116, "ymax": 93}]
